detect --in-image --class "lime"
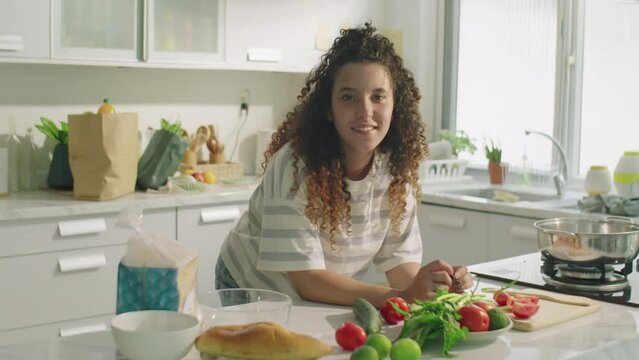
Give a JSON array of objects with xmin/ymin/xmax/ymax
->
[
  {"xmin": 365, "ymin": 333, "xmax": 392, "ymax": 359},
  {"xmin": 488, "ymin": 308, "xmax": 510, "ymax": 330},
  {"xmin": 390, "ymin": 338, "xmax": 421, "ymax": 360},
  {"xmin": 350, "ymin": 345, "xmax": 380, "ymax": 360}
]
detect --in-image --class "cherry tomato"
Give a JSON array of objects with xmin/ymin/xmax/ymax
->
[
  {"xmin": 493, "ymin": 290, "xmax": 513, "ymax": 307},
  {"xmin": 335, "ymin": 322, "xmax": 367, "ymax": 351},
  {"xmin": 512, "ymin": 300, "xmax": 540, "ymax": 319},
  {"xmin": 458, "ymin": 304, "xmax": 490, "ymax": 332},
  {"xmin": 473, "ymin": 300, "xmax": 497, "ymax": 312},
  {"xmin": 380, "ymin": 297, "xmax": 410, "ymax": 325},
  {"xmin": 513, "ymin": 293, "xmax": 540, "ymax": 305}
]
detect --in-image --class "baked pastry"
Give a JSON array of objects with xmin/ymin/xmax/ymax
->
[{"xmin": 195, "ymin": 321, "xmax": 333, "ymax": 360}]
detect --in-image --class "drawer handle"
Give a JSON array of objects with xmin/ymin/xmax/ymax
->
[
  {"xmin": 60, "ymin": 323, "xmax": 108, "ymax": 337},
  {"xmin": 510, "ymin": 226, "xmax": 538, "ymax": 240},
  {"xmin": 200, "ymin": 207, "xmax": 241, "ymax": 223},
  {"xmin": 429, "ymin": 214, "xmax": 466, "ymax": 229},
  {"xmin": 58, "ymin": 218, "xmax": 107, "ymax": 237},
  {"xmin": 58, "ymin": 253, "xmax": 107, "ymax": 273},
  {"xmin": 0, "ymin": 35, "xmax": 23, "ymax": 51}
]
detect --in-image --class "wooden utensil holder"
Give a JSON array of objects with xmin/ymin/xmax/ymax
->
[{"xmin": 209, "ymin": 151, "xmax": 225, "ymax": 164}]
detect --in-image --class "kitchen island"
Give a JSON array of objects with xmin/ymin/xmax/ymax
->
[{"xmin": 1, "ymin": 272, "xmax": 637, "ymax": 360}]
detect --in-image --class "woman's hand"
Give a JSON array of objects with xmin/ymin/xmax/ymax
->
[{"xmin": 400, "ymin": 260, "xmax": 474, "ymax": 302}]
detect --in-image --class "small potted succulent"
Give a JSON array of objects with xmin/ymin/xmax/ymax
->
[
  {"xmin": 484, "ymin": 139, "xmax": 505, "ymax": 184},
  {"xmin": 35, "ymin": 117, "xmax": 72, "ymax": 190}
]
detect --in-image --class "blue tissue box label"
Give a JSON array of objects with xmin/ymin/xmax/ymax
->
[{"xmin": 116, "ymin": 263, "xmax": 180, "ymax": 314}]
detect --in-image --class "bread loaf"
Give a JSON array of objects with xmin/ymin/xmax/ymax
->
[{"xmin": 195, "ymin": 321, "xmax": 332, "ymax": 360}]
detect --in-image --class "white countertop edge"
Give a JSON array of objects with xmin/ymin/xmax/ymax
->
[{"xmin": 0, "ymin": 184, "xmax": 257, "ymax": 222}]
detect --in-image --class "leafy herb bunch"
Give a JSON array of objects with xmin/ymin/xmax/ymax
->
[{"xmin": 35, "ymin": 117, "xmax": 68, "ymax": 144}]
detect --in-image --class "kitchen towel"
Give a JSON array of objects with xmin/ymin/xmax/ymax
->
[
  {"xmin": 68, "ymin": 113, "xmax": 139, "ymax": 200},
  {"xmin": 578, "ymin": 195, "xmax": 639, "ymax": 216}
]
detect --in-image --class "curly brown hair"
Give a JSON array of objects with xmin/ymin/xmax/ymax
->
[{"xmin": 262, "ymin": 22, "xmax": 428, "ymax": 245}]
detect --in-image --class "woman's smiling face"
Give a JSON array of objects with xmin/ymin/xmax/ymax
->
[{"xmin": 330, "ymin": 62, "xmax": 394, "ymax": 160}]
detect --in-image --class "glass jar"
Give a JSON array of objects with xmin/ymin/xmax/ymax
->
[
  {"xmin": 584, "ymin": 165, "xmax": 612, "ymax": 196},
  {"xmin": 613, "ymin": 151, "xmax": 639, "ymax": 198}
]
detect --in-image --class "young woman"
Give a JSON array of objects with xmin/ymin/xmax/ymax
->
[{"xmin": 216, "ymin": 23, "xmax": 473, "ymax": 307}]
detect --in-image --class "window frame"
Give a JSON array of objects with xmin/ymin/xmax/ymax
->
[{"xmin": 441, "ymin": 0, "xmax": 587, "ymax": 183}]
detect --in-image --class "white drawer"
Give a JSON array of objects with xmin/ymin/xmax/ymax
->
[
  {"xmin": 0, "ymin": 314, "xmax": 112, "ymax": 347},
  {"xmin": 0, "ymin": 208, "xmax": 176, "ymax": 258},
  {"xmin": 0, "ymin": 245, "xmax": 126, "ymax": 331}
]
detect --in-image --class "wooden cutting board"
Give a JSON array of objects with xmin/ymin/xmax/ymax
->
[{"xmin": 504, "ymin": 288, "xmax": 601, "ymax": 332}]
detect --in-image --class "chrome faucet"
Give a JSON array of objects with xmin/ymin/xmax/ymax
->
[{"xmin": 525, "ymin": 130, "xmax": 568, "ymax": 196}]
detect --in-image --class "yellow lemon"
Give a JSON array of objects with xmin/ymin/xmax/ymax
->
[
  {"xmin": 97, "ymin": 98, "xmax": 116, "ymax": 114},
  {"xmin": 203, "ymin": 170, "xmax": 217, "ymax": 184},
  {"xmin": 182, "ymin": 169, "xmax": 194, "ymax": 176}
]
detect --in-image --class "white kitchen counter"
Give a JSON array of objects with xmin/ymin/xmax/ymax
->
[
  {"xmin": 0, "ymin": 276, "xmax": 637, "ymax": 360},
  {"xmin": 0, "ymin": 178, "xmax": 259, "ymax": 221}
]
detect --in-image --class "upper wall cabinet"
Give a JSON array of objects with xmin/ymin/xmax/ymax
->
[
  {"xmin": 51, "ymin": 0, "xmax": 225, "ymax": 64},
  {"xmin": 0, "ymin": 0, "xmax": 50, "ymax": 59},
  {"xmin": 225, "ymin": 0, "xmax": 384, "ymax": 73}
]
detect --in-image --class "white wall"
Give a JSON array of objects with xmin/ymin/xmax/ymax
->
[{"xmin": 0, "ymin": 63, "xmax": 304, "ymax": 175}]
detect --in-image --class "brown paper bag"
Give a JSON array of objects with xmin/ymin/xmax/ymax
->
[{"xmin": 68, "ymin": 113, "xmax": 139, "ymax": 200}]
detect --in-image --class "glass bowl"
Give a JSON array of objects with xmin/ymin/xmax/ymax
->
[{"xmin": 197, "ymin": 288, "xmax": 292, "ymax": 328}]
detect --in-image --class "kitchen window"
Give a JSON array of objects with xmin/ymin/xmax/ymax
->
[{"xmin": 442, "ymin": 0, "xmax": 639, "ymax": 182}]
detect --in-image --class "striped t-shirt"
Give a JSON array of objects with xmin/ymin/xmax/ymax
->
[{"xmin": 219, "ymin": 143, "xmax": 423, "ymax": 300}]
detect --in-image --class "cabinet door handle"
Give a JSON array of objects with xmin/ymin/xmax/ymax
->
[
  {"xmin": 58, "ymin": 253, "xmax": 107, "ymax": 273},
  {"xmin": 58, "ymin": 218, "xmax": 107, "ymax": 237},
  {"xmin": 510, "ymin": 226, "xmax": 538, "ymax": 240},
  {"xmin": 142, "ymin": 0, "xmax": 149, "ymax": 61},
  {"xmin": 200, "ymin": 207, "xmax": 241, "ymax": 223},
  {"xmin": 0, "ymin": 35, "xmax": 23, "ymax": 51},
  {"xmin": 60, "ymin": 323, "xmax": 108, "ymax": 337},
  {"xmin": 429, "ymin": 214, "xmax": 466, "ymax": 229}
]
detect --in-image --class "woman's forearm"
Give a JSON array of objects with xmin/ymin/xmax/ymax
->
[{"xmin": 288, "ymin": 269, "xmax": 403, "ymax": 308}]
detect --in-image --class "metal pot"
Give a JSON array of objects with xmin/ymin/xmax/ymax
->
[{"xmin": 534, "ymin": 216, "xmax": 639, "ymax": 264}]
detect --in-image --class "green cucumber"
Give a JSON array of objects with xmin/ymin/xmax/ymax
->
[{"xmin": 353, "ymin": 297, "xmax": 382, "ymax": 334}]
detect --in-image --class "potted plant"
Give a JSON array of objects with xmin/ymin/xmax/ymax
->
[
  {"xmin": 484, "ymin": 139, "xmax": 505, "ymax": 184},
  {"xmin": 438, "ymin": 129, "xmax": 478, "ymax": 158},
  {"xmin": 35, "ymin": 117, "xmax": 72, "ymax": 190}
]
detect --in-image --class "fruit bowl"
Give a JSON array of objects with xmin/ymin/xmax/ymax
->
[
  {"xmin": 198, "ymin": 288, "xmax": 292, "ymax": 328},
  {"xmin": 464, "ymin": 317, "xmax": 513, "ymax": 344}
]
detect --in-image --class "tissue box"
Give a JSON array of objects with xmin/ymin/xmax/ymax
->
[
  {"xmin": 115, "ymin": 230, "xmax": 199, "ymax": 316},
  {"xmin": 116, "ymin": 258, "xmax": 198, "ymax": 315}
]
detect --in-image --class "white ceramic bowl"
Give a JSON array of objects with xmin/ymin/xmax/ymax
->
[
  {"xmin": 198, "ymin": 288, "xmax": 292, "ymax": 328},
  {"xmin": 111, "ymin": 310, "xmax": 200, "ymax": 360}
]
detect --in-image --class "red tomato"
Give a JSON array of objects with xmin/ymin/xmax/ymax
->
[
  {"xmin": 473, "ymin": 300, "xmax": 497, "ymax": 312},
  {"xmin": 380, "ymin": 297, "xmax": 410, "ymax": 325},
  {"xmin": 493, "ymin": 290, "xmax": 513, "ymax": 307},
  {"xmin": 335, "ymin": 322, "xmax": 367, "ymax": 351},
  {"xmin": 513, "ymin": 293, "xmax": 540, "ymax": 305},
  {"xmin": 458, "ymin": 304, "xmax": 490, "ymax": 332},
  {"xmin": 512, "ymin": 300, "xmax": 540, "ymax": 319}
]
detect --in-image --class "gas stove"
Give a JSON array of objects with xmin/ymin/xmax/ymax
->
[{"xmin": 469, "ymin": 252, "xmax": 639, "ymax": 307}]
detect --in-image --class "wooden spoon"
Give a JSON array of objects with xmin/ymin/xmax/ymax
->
[{"xmin": 206, "ymin": 137, "xmax": 218, "ymax": 153}]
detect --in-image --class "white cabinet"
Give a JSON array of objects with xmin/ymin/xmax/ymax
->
[
  {"xmin": 51, "ymin": 0, "xmax": 225, "ymax": 64},
  {"xmin": 0, "ymin": 207, "xmax": 176, "ymax": 346},
  {"xmin": 418, "ymin": 204, "xmax": 488, "ymax": 266},
  {"xmin": 418, "ymin": 202, "xmax": 542, "ymax": 265},
  {"xmin": 0, "ymin": 0, "xmax": 50, "ymax": 58},
  {"xmin": 487, "ymin": 214, "xmax": 538, "ymax": 261},
  {"xmin": 177, "ymin": 202, "xmax": 247, "ymax": 294},
  {"xmin": 225, "ymin": 0, "xmax": 384, "ymax": 72}
]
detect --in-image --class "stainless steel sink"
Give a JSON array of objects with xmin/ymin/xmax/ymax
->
[{"xmin": 442, "ymin": 188, "xmax": 562, "ymax": 202}]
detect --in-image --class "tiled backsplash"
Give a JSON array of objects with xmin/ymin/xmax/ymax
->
[{"xmin": 0, "ymin": 63, "xmax": 305, "ymax": 177}]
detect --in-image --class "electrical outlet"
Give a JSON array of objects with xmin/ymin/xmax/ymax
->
[{"xmin": 239, "ymin": 89, "xmax": 250, "ymax": 114}]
